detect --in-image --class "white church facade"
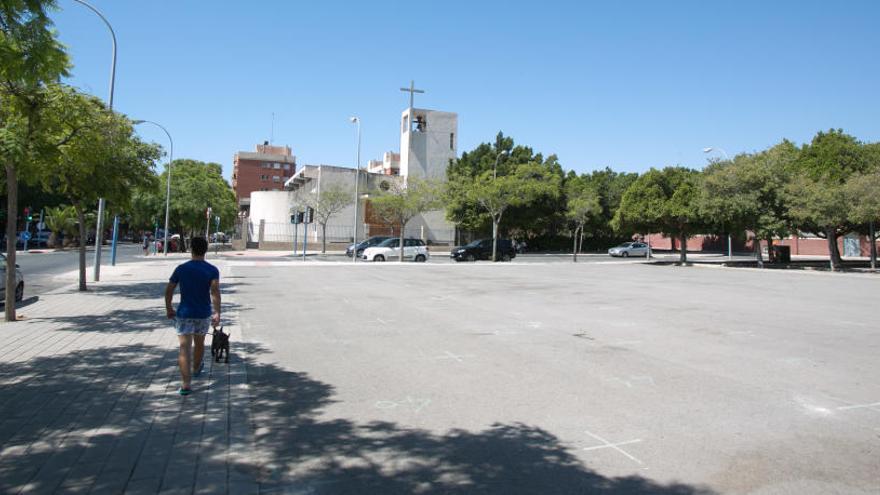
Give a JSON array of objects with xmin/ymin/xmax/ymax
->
[{"xmin": 244, "ymin": 105, "xmax": 458, "ymax": 250}]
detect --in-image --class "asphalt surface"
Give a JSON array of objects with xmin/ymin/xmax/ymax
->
[
  {"xmin": 13, "ymin": 243, "xmax": 146, "ymax": 297},
  {"xmin": 225, "ymin": 260, "xmax": 879, "ymax": 494}
]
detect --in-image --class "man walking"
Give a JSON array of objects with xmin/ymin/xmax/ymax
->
[{"xmin": 165, "ymin": 237, "xmax": 220, "ymax": 395}]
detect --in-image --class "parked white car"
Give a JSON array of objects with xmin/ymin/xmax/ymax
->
[
  {"xmin": 362, "ymin": 238, "xmax": 429, "ymax": 262},
  {"xmin": 608, "ymin": 242, "xmax": 649, "ymax": 257},
  {"xmin": 0, "ymin": 253, "xmax": 24, "ymax": 302}
]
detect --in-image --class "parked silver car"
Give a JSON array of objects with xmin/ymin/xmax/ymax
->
[
  {"xmin": 608, "ymin": 242, "xmax": 649, "ymax": 257},
  {"xmin": 0, "ymin": 253, "xmax": 25, "ymax": 302}
]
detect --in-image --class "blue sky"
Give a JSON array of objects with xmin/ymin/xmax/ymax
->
[{"xmin": 52, "ymin": 1, "xmax": 880, "ymax": 180}]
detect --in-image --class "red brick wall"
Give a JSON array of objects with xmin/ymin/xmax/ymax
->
[
  {"xmin": 642, "ymin": 233, "xmax": 879, "ymax": 256},
  {"xmin": 233, "ymin": 158, "xmax": 295, "ymax": 203}
]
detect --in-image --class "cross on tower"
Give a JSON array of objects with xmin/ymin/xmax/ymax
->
[{"xmin": 399, "ymin": 80, "xmax": 425, "ymax": 110}]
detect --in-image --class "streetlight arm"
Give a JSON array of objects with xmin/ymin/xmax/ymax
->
[
  {"xmin": 703, "ymin": 147, "xmax": 730, "ymax": 161},
  {"xmin": 71, "ymin": 0, "xmax": 116, "ymax": 109}
]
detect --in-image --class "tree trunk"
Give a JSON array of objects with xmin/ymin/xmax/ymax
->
[
  {"xmin": 679, "ymin": 233, "xmax": 688, "ymax": 264},
  {"xmin": 492, "ymin": 218, "xmax": 499, "ymax": 262},
  {"xmin": 766, "ymin": 236, "xmax": 773, "ymax": 263},
  {"xmin": 572, "ymin": 227, "xmax": 579, "ymax": 263},
  {"xmin": 578, "ymin": 229, "xmax": 584, "ymax": 254},
  {"xmin": 321, "ymin": 222, "xmax": 327, "ymax": 254},
  {"xmin": 398, "ymin": 222, "xmax": 405, "ymax": 262},
  {"xmin": 76, "ymin": 204, "xmax": 87, "ymax": 291},
  {"xmin": 754, "ymin": 235, "xmax": 764, "ymax": 268},
  {"xmin": 827, "ymin": 228, "xmax": 841, "ymax": 271},
  {"xmin": 5, "ymin": 164, "xmax": 18, "ymax": 321},
  {"xmin": 870, "ymin": 221, "xmax": 876, "ymax": 271}
]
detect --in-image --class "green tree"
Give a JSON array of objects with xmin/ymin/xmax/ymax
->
[
  {"xmin": 40, "ymin": 88, "xmax": 159, "ymax": 290},
  {"xmin": 844, "ymin": 170, "xmax": 880, "ymax": 269},
  {"xmin": 293, "ymin": 183, "xmax": 352, "ymax": 253},
  {"xmin": 158, "ymin": 159, "xmax": 235, "ymax": 239},
  {"xmin": 564, "ymin": 179, "xmax": 601, "ymax": 262},
  {"xmin": 700, "ymin": 141, "xmax": 796, "ymax": 267},
  {"xmin": 613, "ymin": 167, "xmax": 704, "ymax": 264},
  {"xmin": 785, "ymin": 130, "xmax": 869, "ymax": 271},
  {"xmin": 446, "ymin": 132, "xmax": 566, "ymax": 243},
  {"xmin": 450, "ymin": 163, "xmax": 561, "ymax": 261},
  {"xmin": 1, "ymin": 0, "xmax": 69, "ymax": 319},
  {"xmin": 128, "ymin": 182, "xmax": 164, "ymax": 232},
  {"xmin": 43, "ymin": 204, "xmax": 75, "ymax": 248},
  {"xmin": 570, "ymin": 167, "xmax": 639, "ymax": 250},
  {"xmin": 370, "ymin": 178, "xmax": 442, "ymax": 261}
]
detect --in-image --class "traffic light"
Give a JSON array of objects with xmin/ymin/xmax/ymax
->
[
  {"xmin": 304, "ymin": 207, "xmax": 314, "ymax": 224},
  {"xmin": 290, "ymin": 213, "xmax": 300, "ymax": 225},
  {"xmin": 24, "ymin": 207, "xmax": 32, "ymax": 222}
]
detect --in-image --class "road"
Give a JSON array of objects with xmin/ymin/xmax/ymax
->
[{"xmin": 14, "ymin": 243, "xmax": 146, "ymax": 297}]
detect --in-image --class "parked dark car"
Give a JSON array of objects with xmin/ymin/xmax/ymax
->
[
  {"xmin": 346, "ymin": 236, "xmax": 391, "ymax": 258},
  {"xmin": 450, "ymin": 238, "xmax": 516, "ymax": 262}
]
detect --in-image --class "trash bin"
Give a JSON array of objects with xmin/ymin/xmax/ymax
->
[{"xmin": 770, "ymin": 245, "xmax": 791, "ymax": 263}]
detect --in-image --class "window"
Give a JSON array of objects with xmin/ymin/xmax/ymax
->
[
  {"xmin": 262, "ymin": 162, "xmax": 270, "ymax": 168},
  {"xmin": 283, "ymin": 164, "xmax": 290, "ymax": 170},
  {"xmin": 273, "ymin": 176, "xmax": 280, "ymax": 182},
  {"xmin": 450, "ymin": 132, "xmax": 455, "ymax": 150},
  {"xmin": 274, "ymin": 163, "xmax": 280, "ymax": 169},
  {"xmin": 260, "ymin": 174, "xmax": 269, "ymax": 181}
]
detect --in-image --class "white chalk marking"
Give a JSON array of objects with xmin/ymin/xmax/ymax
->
[
  {"xmin": 836, "ymin": 401, "xmax": 880, "ymax": 411},
  {"xmin": 582, "ymin": 430, "xmax": 644, "ymax": 465},
  {"xmin": 527, "ymin": 321, "xmax": 542, "ymax": 329},
  {"xmin": 582, "ymin": 439, "xmax": 642, "ymax": 451},
  {"xmin": 376, "ymin": 318, "xmax": 394, "ymax": 325}
]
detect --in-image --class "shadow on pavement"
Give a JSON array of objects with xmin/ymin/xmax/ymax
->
[
  {"xmin": 0, "ymin": 296, "xmax": 40, "ymax": 309},
  {"xmin": 28, "ymin": 281, "xmax": 244, "ymax": 333},
  {"xmin": 82, "ymin": 281, "xmax": 247, "ymax": 301},
  {"xmin": 240, "ymin": 341, "xmax": 716, "ymax": 494},
  {"xmin": 0, "ymin": 339, "xmax": 716, "ymax": 494}
]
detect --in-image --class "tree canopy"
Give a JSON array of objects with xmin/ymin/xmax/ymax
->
[
  {"xmin": 1, "ymin": 0, "xmax": 69, "ymax": 319},
  {"xmin": 370, "ymin": 178, "xmax": 442, "ymax": 261},
  {"xmin": 614, "ymin": 166, "xmax": 705, "ymax": 263}
]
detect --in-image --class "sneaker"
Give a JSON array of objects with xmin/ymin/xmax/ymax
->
[{"xmin": 179, "ymin": 387, "xmax": 192, "ymax": 396}]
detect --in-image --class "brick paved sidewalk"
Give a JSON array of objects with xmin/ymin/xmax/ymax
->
[{"xmin": 0, "ymin": 260, "xmax": 259, "ymax": 494}]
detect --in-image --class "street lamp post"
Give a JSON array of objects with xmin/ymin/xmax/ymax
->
[
  {"xmin": 350, "ymin": 117, "xmax": 361, "ymax": 263},
  {"xmin": 72, "ymin": 0, "xmax": 116, "ymax": 281},
  {"xmin": 703, "ymin": 147, "xmax": 733, "ymax": 260},
  {"xmin": 133, "ymin": 120, "xmax": 173, "ymax": 255}
]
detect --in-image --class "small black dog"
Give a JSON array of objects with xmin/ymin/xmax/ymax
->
[{"xmin": 211, "ymin": 326, "xmax": 230, "ymax": 363}]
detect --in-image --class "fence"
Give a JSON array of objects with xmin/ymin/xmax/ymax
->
[{"xmin": 254, "ymin": 220, "xmax": 455, "ymax": 246}]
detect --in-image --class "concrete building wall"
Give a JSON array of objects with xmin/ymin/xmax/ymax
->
[
  {"xmin": 249, "ymin": 191, "xmax": 294, "ymax": 225},
  {"xmin": 400, "ymin": 108, "xmax": 457, "ymax": 183}
]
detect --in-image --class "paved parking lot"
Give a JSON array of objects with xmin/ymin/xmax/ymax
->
[{"xmin": 231, "ymin": 261, "xmax": 880, "ymax": 494}]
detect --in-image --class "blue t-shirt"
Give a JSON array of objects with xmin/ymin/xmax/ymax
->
[{"xmin": 170, "ymin": 260, "xmax": 219, "ymax": 319}]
